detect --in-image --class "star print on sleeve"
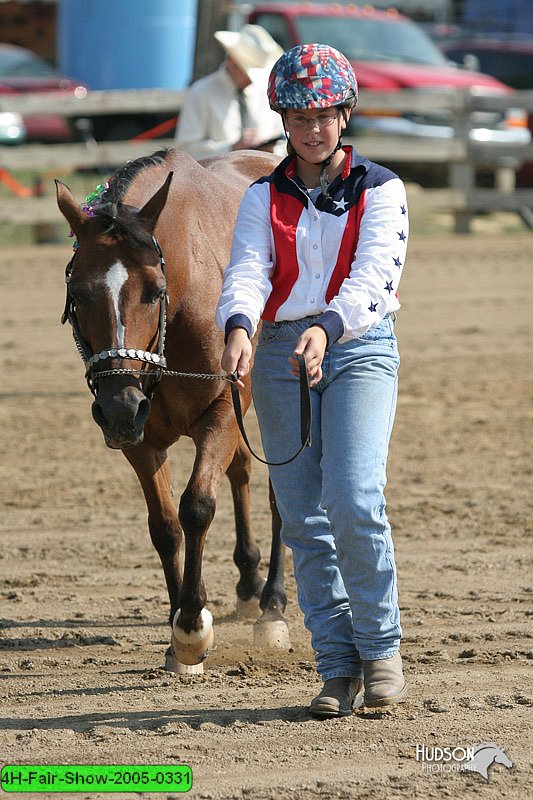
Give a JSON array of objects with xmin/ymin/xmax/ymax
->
[
  {"xmin": 400, "ymin": 204, "xmax": 407, "ymax": 216},
  {"xmin": 384, "ymin": 281, "xmax": 394, "ymax": 294},
  {"xmin": 393, "ymin": 256, "xmax": 402, "ymax": 268},
  {"xmin": 397, "ymin": 230, "xmax": 406, "ymax": 241},
  {"xmin": 368, "ymin": 301, "xmax": 378, "ymax": 312}
]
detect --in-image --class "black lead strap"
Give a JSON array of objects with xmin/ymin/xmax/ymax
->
[{"xmin": 228, "ymin": 353, "xmax": 312, "ymax": 467}]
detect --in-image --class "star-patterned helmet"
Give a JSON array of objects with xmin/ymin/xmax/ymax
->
[{"xmin": 268, "ymin": 43, "xmax": 358, "ymax": 111}]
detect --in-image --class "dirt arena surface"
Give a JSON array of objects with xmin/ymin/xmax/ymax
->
[{"xmin": 1, "ymin": 230, "xmax": 531, "ymax": 799}]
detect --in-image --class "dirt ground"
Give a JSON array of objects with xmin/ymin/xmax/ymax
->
[{"xmin": 0, "ymin": 229, "xmax": 532, "ymax": 800}]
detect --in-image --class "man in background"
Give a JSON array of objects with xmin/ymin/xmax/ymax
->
[{"xmin": 175, "ymin": 24, "xmax": 285, "ymax": 159}]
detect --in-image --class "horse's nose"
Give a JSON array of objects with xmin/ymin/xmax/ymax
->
[{"xmin": 92, "ymin": 384, "xmax": 150, "ymax": 448}]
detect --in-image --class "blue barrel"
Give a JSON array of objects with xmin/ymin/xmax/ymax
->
[{"xmin": 58, "ymin": 0, "xmax": 197, "ymax": 90}]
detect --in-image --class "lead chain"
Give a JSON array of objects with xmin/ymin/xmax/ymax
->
[{"xmin": 95, "ymin": 367, "xmax": 228, "ymax": 381}]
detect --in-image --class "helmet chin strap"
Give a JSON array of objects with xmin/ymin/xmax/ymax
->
[
  {"xmin": 283, "ymin": 110, "xmax": 347, "ymax": 200},
  {"xmin": 319, "ymin": 136, "xmax": 343, "ymax": 199}
]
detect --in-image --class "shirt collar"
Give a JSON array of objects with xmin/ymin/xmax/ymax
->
[
  {"xmin": 218, "ymin": 63, "xmax": 239, "ymax": 95},
  {"xmin": 277, "ymin": 145, "xmax": 370, "ymax": 183}
]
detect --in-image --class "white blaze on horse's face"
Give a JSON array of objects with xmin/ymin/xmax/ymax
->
[{"xmin": 105, "ymin": 261, "xmax": 128, "ymax": 349}]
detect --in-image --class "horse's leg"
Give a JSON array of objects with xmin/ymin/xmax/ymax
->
[
  {"xmin": 253, "ymin": 478, "xmax": 291, "ymax": 650},
  {"xmin": 122, "ymin": 442, "xmax": 189, "ymax": 669},
  {"xmin": 171, "ymin": 407, "xmax": 241, "ymax": 667},
  {"xmin": 225, "ymin": 442, "xmax": 266, "ymax": 619}
]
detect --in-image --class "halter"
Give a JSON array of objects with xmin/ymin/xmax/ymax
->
[
  {"xmin": 61, "ymin": 235, "xmax": 168, "ymax": 399},
  {"xmin": 61, "ymin": 235, "xmax": 312, "ymax": 466}
]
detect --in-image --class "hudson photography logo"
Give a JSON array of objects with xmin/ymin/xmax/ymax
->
[{"xmin": 416, "ymin": 742, "xmax": 513, "ymax": 780}]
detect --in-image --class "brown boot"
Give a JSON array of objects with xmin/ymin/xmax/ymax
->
[
  {"xmin": 309, "ymin": 677, "xmax": 364, "ymax": 719},
  {"xmin": 363, "ymin": 653, "xmax": 407, "ymax": 707}
]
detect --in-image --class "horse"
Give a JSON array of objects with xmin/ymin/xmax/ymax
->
[
  {"xmin": 55, "ymin": 147, "xmax": 290, "ymax": 674},
  {"xmin": 461, "ymin": 743, "xmax": 513, "ymax": 780}
]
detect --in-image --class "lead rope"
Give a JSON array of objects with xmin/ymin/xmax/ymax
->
[
  {"xmin": 93, "ymin": 356, "xmax": 313, "ymax": 467},
  {"xmin": 228, "ymin": 353, "xmax": 312, "ymax": 467}
]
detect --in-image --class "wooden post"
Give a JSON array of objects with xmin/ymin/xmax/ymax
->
[
  {"xmin": 33, "ymin": 176, "xmax": 60, "ymax": 244},
  {"xmin": 450, "ymin": 90, "xmax": 475, "ymax": 234},
  {"xmin": 495, "ymin": 160, "xmax": 517, "ymax": 194},
  {"xmin": 191, "ymin": 0, "xmax": 231, "ymax": 83}
]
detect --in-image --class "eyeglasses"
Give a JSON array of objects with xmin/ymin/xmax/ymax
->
[{"xmin": 285, "ymin": 111, "xmax": 340, "ymax": 129}]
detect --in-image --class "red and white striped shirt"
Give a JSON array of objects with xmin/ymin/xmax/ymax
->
[{"xmin": 216, "ymin": 146, "xmax": 408, "ymax": 344}]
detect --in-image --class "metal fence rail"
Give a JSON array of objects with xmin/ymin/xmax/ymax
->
[{"xmin": 1, "ymin": 87, "xmax": 533, "ymax": 233}]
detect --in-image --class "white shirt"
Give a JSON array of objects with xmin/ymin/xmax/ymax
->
[{"xmin": 175, "ymin": 65, "xmax": 285, "ymax": 161}]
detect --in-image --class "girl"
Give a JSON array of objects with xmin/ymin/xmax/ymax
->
[{"xmin": 216, "ymin": 43, "xmax": 408, "ymax": 718}]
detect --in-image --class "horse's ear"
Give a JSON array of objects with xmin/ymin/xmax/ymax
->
[
  {"xmin": 55, "ymin": 179, "xmax": 86, "ymax": 238},
  {"xmin": 138, "ymin": 172, "xmax": 173, "ymax": 232}
]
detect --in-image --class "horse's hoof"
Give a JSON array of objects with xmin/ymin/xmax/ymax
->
[
  {"xmin": 236, "ymin": 595, "xmax": 261, "ymax": 620},
  {"xmin": 235, "ymin": 578, "xmax": 266, "ymax": 620},
  {"xmin": 171, "ymin": 608, "xmax": 214, "ymax": 666},
  {"xmin": 165, "ymin": 648, "xmax": 204, "ymax": 675},
  {"xmin": 253, "ymin": 617, "xmax": 291, "ymax": 651}
]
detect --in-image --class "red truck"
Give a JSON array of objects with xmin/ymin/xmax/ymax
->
[{"xmin": 247, "ymin": 4, "xmax": 530, "ymax": 155}]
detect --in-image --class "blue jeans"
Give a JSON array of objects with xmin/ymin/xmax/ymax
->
[{"xmin": 252, "ymin": 316, "xmax": 401, "ymax": 680}]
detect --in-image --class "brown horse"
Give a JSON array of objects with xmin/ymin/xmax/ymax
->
[{"xmin": 56, "ymin": 147, "xmax": 289, "ymax": 673}]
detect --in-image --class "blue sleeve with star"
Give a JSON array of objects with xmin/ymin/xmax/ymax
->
[{"xmin": 324, "ymin": 177, "xmax": 408, "ymax": 342}]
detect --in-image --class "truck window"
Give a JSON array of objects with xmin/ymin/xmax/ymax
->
[
  {"xmin": 293, "ymin": 16, "xmax": 446, "ymax": 65},
  {"xmin": 252, "ymin": 13, "xmax": 293, "ymax": 51}
]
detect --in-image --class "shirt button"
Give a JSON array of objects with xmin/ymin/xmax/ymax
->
[
  {"xmin": 310, "ymin": 298, "xmax": 315, "ymax": 304},
  {"xmin": 315, "ymin": 273, "xmax": 320, "ymax": 279},
  {"xmin": 312, "ymin": 243, "xmax": 319, "ymax": 250}
]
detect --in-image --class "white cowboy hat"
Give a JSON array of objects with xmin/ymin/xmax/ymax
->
[{"xmin": 214, "ymin": 24, "xmax": 283, "ymax": 73}]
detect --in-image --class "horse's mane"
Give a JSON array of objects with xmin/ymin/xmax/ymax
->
[{"xmin": 93, "ymin": 148, "xmax": 172, "ymax": 249}]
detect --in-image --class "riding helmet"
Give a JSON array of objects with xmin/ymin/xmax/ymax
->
[{"xmin": 267, "ymin": 43, "xmax": 358, "ymax": 112}]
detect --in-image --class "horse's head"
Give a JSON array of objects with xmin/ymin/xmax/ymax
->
[
  {"xmin": 56, "ymin": 174, "xmax": 173, "ymax": 449},
  {"xmin": 463, "ymin": 743, "xmax": 513, "ymax": 780},
  {"xmin": 493, "ymin": 746, "xmax": 513, "ymax": 769}
]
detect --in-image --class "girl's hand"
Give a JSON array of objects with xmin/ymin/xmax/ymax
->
[
  {"xmin": 289, "ymin": 325, "xmax": 327, "ymax": 388},
  {"xmin": 221, "ymin": 328, "xmax": 252, "ymax": 388}
]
